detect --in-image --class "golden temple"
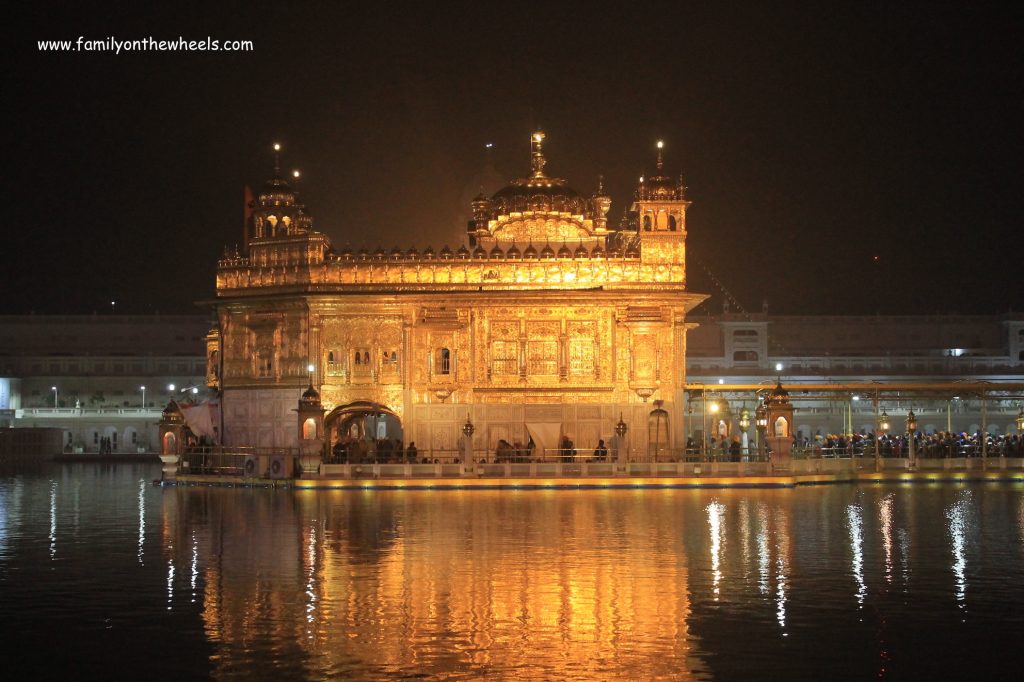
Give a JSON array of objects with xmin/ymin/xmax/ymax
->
[{"xmin": 205, "ymin": 133, "xmax": 707, "ymax": 459}]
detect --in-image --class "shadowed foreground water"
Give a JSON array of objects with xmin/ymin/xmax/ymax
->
[{"xmin": 2, "ymin": 460, "xmax": 1023, "ymax": 680}]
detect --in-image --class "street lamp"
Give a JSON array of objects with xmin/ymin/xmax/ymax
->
[
  {"xmin": 850, "ymin": 394, "xmax": 860, "ymax": 437},
  {"xmin": 755, "ymin": 402, "xmax": 767, "ymax": 460},
  {"xmin": 615, "ymin": 413, "xmax": 629, "ymax": 465},
  {"xmin": 51, "ymin": 386, "xmax": 58, "ymax": 408},
  {"xmin": 462, "ymin": 413, "xmax": 476, "ymax": 465},
  {"xmin": 140, "ymin": 385, "xmax": 146, "ymax": 409},
  {"xmin": 880, "ymin": 410, "xmax": 890, "ymax": 433},
  {"xmin": 737, "ymin": 405, "xmax": 753, "ymax": 454},
  {"xmin": 906, "ymin": 409, "xmax": 917, "ymax": 468}
]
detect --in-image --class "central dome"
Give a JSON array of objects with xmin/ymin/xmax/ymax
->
[
  {"xmin": 489, "ymin": 131, "xmax": 588, "ymax": 216},
  {"xmin": 491, "ymin": 176, "xmax": 588, "ymax": 215},
  {"xmin": 467, "ymin": 132, "xmax": 612, "ymax": 249}
]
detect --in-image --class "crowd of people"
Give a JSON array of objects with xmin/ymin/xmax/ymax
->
[
  {"xmin": 806, "ymin": 431, "xmax": 1024, "ymax": 458},
  {"xmin": 328, "ymin": 434, "xmax": 617, "ymax": 464},
  {"xmin": 327, "ymin": 430, "xmax": 1024, "ymax": 465}
]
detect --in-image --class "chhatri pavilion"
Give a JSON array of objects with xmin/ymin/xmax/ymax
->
[{"xmin": 204, "ymin": 133, "xmax": 707, "ymax": 461}]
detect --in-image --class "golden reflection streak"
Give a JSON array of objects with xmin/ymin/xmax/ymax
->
[
  {"xmin": 739, "ymin": 499, "xmax": 751, "ymax": 579},
  {"xmin": 707, "ymin": 500, "xmax": 725, "ymax": 601},
  {"xmin": 774, "ymin": 508, "xmax": 790, "ymax": 634},
  {"xmin": 947, "ymin": 492, "xmax": 970, "ymax": 614},
  {"xmin": 879, "ymin": 493, "xmax": 894, "ymax": 584},
  {"xmin": 190, "ymin": 530, "xmax": 198, "ymax": 603},
  {"xmin": 757, "ymin": 504, "xmax": 769, "ymax": 596},
  {"xmin": 48, "ymin": 481, "xmax": 57, "ymax": 560},
  {"xmin": 137, "ymin": 479, "xmax": 146, "ymax": 565},
  {"xmin": 847, "ymin": 502, "xmax": 866, "ymax": 609}
]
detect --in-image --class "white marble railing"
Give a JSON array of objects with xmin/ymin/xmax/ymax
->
[{"xmin": 16, "ymin": 408, "xmax": 163, "ymax": 417}]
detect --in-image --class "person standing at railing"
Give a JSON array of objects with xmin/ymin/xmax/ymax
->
[
  {"xmin": 594, "ymin": 440, "xmax": 608, "ymax": 462},
  {"xmin": 560, "ymin": 435, "xmax": 575, "ymax": 463}
]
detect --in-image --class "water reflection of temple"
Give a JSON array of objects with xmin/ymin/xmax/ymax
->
[
  {"xmin": 162, "ymin": 488, "xmax": 709, "ymax": 677},
  {"xmin": 206, "ymin": 133, "xmax": 706, "ymax": 459}
]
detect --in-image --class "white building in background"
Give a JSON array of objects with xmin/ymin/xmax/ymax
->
[
  {"xmin": 0, "ymin": 315, "xmax": 209, "ymax": 452},
  {"xmin": 686, "ymin": 311, "xmax": 1024, "ymax": 440}
]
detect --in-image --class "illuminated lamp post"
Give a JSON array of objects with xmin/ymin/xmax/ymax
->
[
  {"xmin": 462, "ymin": 413, "xmax": 475, "ymax": 473},
  {"xmin": 615, "ymin": 413, "xmax": 629, "ymax": 467},
  {"xmin": 906, "ymin": 409, "xmax": 917, "ymax": 469},
  {"xmin": 755, "ymin": 402, "xmax": 768, "ymax": 461},
  {"xmin": 739, "ymin": 406, "xmax": 751, "ymax": 458},
  {"xmin": 51, "ymin": 386, "xmax": 58, "ymax": 408},
  {"xmin": 140, "ymin": 385, "xmax": 146, "ymax": 409},
  {"xmin": 876, "ymin": 408, "xmax": 890, "ymax": 472}
]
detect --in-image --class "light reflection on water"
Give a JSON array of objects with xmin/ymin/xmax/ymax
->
[
  {"xmin": 847, "ymin": 500, "xmax": 866, "ymax": 609},
  {"xmin": 947, "ymin": 491, "xmax": 970, "ymax": 614},
  {"xmin": 2, "ymin": 463, "xmax": 1024, "ymax": 680}
]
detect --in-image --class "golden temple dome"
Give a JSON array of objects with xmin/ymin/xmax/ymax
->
[{"xmin": 487, "ymin": 131, "xmax": 588, "ymax": 216}]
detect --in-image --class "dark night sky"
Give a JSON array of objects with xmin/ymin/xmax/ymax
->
[{"xmin": 8, "ymin": 3, "xmax": 1022, "ymax": 316}]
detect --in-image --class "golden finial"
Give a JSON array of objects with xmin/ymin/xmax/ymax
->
[
  {"xmin": 531, "ymin": 131, "xmax": 547, "ymax": 178},
  {"xmin": 656, "ymin": 140, "xmax": 664, "ymax": 172},
  {"xmin": 597, "ymin": 174, "xmax": 605, "ymax": 195}
]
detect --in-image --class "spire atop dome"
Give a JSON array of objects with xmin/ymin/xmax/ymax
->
[
  {"xmin": 530, "ymin": 131, "xmax": 547, "ymax": 178},
  {"xmin": 272, "ymin": 142, "xmax": 282, "ymax": 177},
  {"xmin": 656, "ymin": 140, "xmax": 665, "ymax": 173}
]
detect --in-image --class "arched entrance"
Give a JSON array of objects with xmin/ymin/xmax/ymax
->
[{"xmin": 324, "ymin": 401, "xmax": 404, "ymax": 463}]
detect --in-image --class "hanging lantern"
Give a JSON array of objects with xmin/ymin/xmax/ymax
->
[
  {"xmin": 739, "ymin": 407, "xmax": 751, "ymax": 431},
  {"xmin": 755, "ymin": 403, "xmax": 767, "ymax": 430},
  {"xmin": 880, "ymin": 410, "xmax": 890, "ymax": 433},
  {"xmin": 463, "ymin": 414, "xmax": 475, "ymax": 437},
  {"xmin": 615, "ymin": 413, "xmax": 628, "ymax": 438},
  {"xmin": 906, "ymin": 409, "xmax": 917, "ymax": 433}
]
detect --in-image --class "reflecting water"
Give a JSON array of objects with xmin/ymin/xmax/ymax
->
[{"xmin": 2, "ymin": 460, "xmax": 1024, "ymax": 680}]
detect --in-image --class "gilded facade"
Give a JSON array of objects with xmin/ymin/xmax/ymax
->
[{"xmin": 208, "ymin": 133, "xmax": 706, "ymax": 456}]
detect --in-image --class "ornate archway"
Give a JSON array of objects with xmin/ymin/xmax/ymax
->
[{"xmin": 324, "ymin": 401, "xmax": 404, "ymax": 463}]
